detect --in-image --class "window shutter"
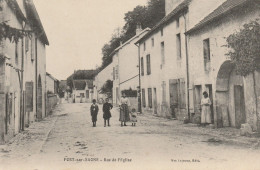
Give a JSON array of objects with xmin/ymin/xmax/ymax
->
[
  {"xmin": 25, "ymin": 82, "xmax": 33, "ymax": 112},
  {"xmin": 180, "ymin": 78, "xmax": 186, "ymax": 108}
]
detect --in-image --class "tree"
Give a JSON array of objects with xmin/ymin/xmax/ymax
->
[{"xmin": 226, "ymin": 19, "xmax": 260, "ymax": 76}]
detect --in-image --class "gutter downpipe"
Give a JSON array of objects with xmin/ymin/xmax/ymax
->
[
  {"xmin": 184, "ymin": 12, "xmax": 190, "ymax": 121},
  {"xmin": 135, "ymin": 43, "xmax": 142, "ymax": 114}
]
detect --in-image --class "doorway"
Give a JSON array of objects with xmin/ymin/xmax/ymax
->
[
  {"xmin": 206, "ymin": 84, "xmax": 214, "ymax": 123},
  {"xmin": 234, "ymin": 85, "xmax": 246, "ymax": 128},
  {"xmin": 153, "ymin": 88, "xmax": 157, "ymax": 114},
  {"xmin": 37, "ymin": 75, "xmax": 42, "ymax": 119}
]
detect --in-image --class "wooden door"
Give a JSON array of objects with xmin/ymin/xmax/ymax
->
[
  {"xmin": 169, "ymin": 79, "xmax": 178, "ymax": 118},
  {"xmin": 234, "ymin": 85, "xmax": 246, "ymax": 128}
]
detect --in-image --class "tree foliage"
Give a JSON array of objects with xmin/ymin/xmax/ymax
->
[
  {"xmin": 226, "ymin": 19, "xmax": 260, "ymax": 76},
  {"xmin": 100, "ymin": 0, "xmax": 165, "ymax": 69},
  {"xmin": 0, "ymin": 21, "xmax": 31, "ymax": 43},
  {"xmin": 100, "ymin": 80, "xmax": 113, "ymax": 94}
]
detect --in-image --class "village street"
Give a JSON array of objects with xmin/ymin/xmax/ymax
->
[{"xmin": 0, "ymin": 102, "xmax": 260, "ymax": 170}]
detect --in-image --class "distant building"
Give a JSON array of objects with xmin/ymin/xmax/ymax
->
[
  {"xmin": 46, "ymin": 72, "xmax": 59, "ymax": 94},
  {"xmin": 72, "ymin": 80, "xmax": 93, "ymax": 103}
]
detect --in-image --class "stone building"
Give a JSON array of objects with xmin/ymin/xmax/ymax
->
[
  {"xmin": 186, "ymin": 0, "xmax": 260, "ymax": 130},
  {"xmin": 111, "ymin": 26, "xmax": 150, "ymax": 110},
  {"xmin": 0, "ymin": 0, "xmax": 49, "ymax": 143}
]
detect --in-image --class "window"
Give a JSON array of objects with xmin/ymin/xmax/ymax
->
[
  {"xmin": 31, "ymin": 38, "xmax": 34, "ymax": 61},
  {"xmin": 176, "ymin": 34, "xmax": 181, "ymax": 59},
  {"xmin": 146, "ymin": 54, "xmax": 151, "ymax": 75},
  {"xmin": 161, "ymin": 42, "xmax": 165, "ymax": 65},
  {"xmin": 161, "ymin": 28, "xmax": 164, "ymax": 36},
  {"xmin": 144, "ymin": 42, "xmax": 146, "ymax": 51},
  {"xmin": 203, "ymin": 38, "xmax": 210, "ymax": 71},
  {"xmin": 142, "ymin": 89, "xmax": 146, "ymax": 107},
  {"xmin": 115, "ymin": 65, "xmax": 119, "ymax": 79},
  {"xmin": 141, "ymin": 57, "xmax": 144, "ymax": 76},
  {"xmin": 86, "ymin": 90, "xmax": 89, "ymax": 98},
  {"xmin": 15, "ymin": 42, "xmax": 18, "ymax": 65},
  {"xmin": 148, "ymin": 88, "xmax": 152, "ymax": 108},
  {"xmin": 176, "ymin": 17, "xmax": 180, "ymax": 28},
  {"xmin": 151, "ymin": 38, "xmax": 154, "ymax": 47},
  {"xmin": 80, "ymin": 93, "xmax": 85, "ymax": 98},
  {"xmin": 113, "ymin": 67, "xmax": 115, "ymax": 80}
]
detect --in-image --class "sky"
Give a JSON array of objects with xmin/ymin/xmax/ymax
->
[{"xmin": 34, "ymin": 0, "xmax": 148, "ymax": 80}]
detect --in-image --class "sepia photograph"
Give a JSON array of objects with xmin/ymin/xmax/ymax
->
[{"xmin": 0, "ymin": 0, "xmax": 259, "ymax": 169}]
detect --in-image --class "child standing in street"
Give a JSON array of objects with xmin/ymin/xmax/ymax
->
[
  {"xmin": 90, "ymin": 99, "xmax": 99, "ymax": 127},
  {"xmin": 103, "ymin": 98, "xmax": 113, "ymax": 127},
  {"xmin": 130, "ymin": 108, "xmax": 137, "ymax": 126}
]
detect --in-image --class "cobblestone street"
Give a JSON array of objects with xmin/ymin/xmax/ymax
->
[{"xmin": 0, "ymin": 102, "xmax": 260, "ymax": 170}]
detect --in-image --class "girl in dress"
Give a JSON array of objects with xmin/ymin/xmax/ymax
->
[
  {"xmin": 119, "ymin": 93, "xmax": 130, "ymax": 127},
  {"xmin": 130, "ymin": 108, "xmax": 137, "ymax": 126},
  {"xmin": 201, "ymin": 91, "xmax": 212, "ymax": 126}
]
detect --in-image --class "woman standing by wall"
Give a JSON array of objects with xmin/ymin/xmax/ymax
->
[
  {"xmin": 201, "ymin": 91, "xmax": 212, "ymax": 126},
  {"xmin": 119, "ymin": 93, "xmax": 130, "ymax": 127}
]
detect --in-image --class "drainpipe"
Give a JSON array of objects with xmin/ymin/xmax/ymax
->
[
  {"xmin": 20, "ymin": 22, "xmax": 26, "ymax": 131},
  {"xmin": 183, "ymin": 13, "xmax": 190, "ymax": 121},
  {"xmin": 135, "ymin": 43, "xmax": 142, "ymax": 113}
]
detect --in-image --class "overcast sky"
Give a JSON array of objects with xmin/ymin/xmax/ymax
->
[{"xmin": 34, "ymin": 0, "xmax": 148, "ymax": 80}]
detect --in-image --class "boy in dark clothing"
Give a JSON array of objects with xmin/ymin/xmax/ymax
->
[
  {"xmin": 90, "ymin": 99, "xmax": 99, "ymax": 127},
  {"xmin": 103, "ymin": 98, "xmax": 113, "ymax": 127}
]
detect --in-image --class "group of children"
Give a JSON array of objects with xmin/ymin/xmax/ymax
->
[{"xmin": 90, "ymin": 98, "xmax": 137, "ymax": 127}]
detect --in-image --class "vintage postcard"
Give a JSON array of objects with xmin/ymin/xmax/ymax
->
[{"xmin": 0, "ymin": 0, "xmax": 259, "ymax": 170}]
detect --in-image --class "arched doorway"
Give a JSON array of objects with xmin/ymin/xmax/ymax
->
[
  {"xmin": 37, "ymin": 75, "xmax": 42, "ymax": 119},
  {"xmin": 216, "ymin": 61, "xmax": 246, "ymax": 128}
]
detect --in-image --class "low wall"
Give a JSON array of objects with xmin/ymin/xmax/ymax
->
[{"xmin": 46, "ymin": 94, "xmax": 58, "ymax": 116}]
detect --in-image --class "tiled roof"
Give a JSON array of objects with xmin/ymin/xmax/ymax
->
[
  {"xmin": 186, "ymin": 0, "xmax": 257, "ymax": 34},
  {"xmin": 135, "ymin": 0, "xmax": 191, "ymax": 44}
]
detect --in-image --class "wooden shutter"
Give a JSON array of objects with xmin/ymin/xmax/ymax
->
[
  {"xmin": 148, "ymin": 88, "xmax": 152, "ymax": 108},
  {"xmin": 141, "ymin": 57, "xmax": 144, "ymax": 76},
  {"xmin": 142, "ymin": 89, "xmax": 146, "ymax": 107},
  {"xmin": 180, "ymin": 78, "xmax": 186, "ymax": 108},
  {"xmin": 25, "ymin": 82, "xmax": 34, "ymax": 112},
  {"xmin": 146, "ymin": 54, "xmax": 151, "ymax": 75}
]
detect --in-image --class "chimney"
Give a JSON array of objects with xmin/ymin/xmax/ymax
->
[{"xmin": 136, "ymin": 22, "xmax": 142, "ymax": 35}]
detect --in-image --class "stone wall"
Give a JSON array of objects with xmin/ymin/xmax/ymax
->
[{"xmin": 46, "ymin": 94, "xmax": 58, "ymax": 116}]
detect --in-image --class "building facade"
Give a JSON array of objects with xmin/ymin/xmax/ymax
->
[
  {"xmin": 93, "ymin": 63, "xmax": 113, "ymax": 103},
  {"xmin": 111, "ymin": 26, "xmax": 150, "ymax": 110},
  {"xmin": 0, "ymin": 0, "xmax": 49, "ymax": 143},
  {"xmin": 136, "ymin": 0, "xmax": 191, "ymax": 120},
  {"xmin": 187, "ymin": 0, "xmax": 260, "ymax": 130}
]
